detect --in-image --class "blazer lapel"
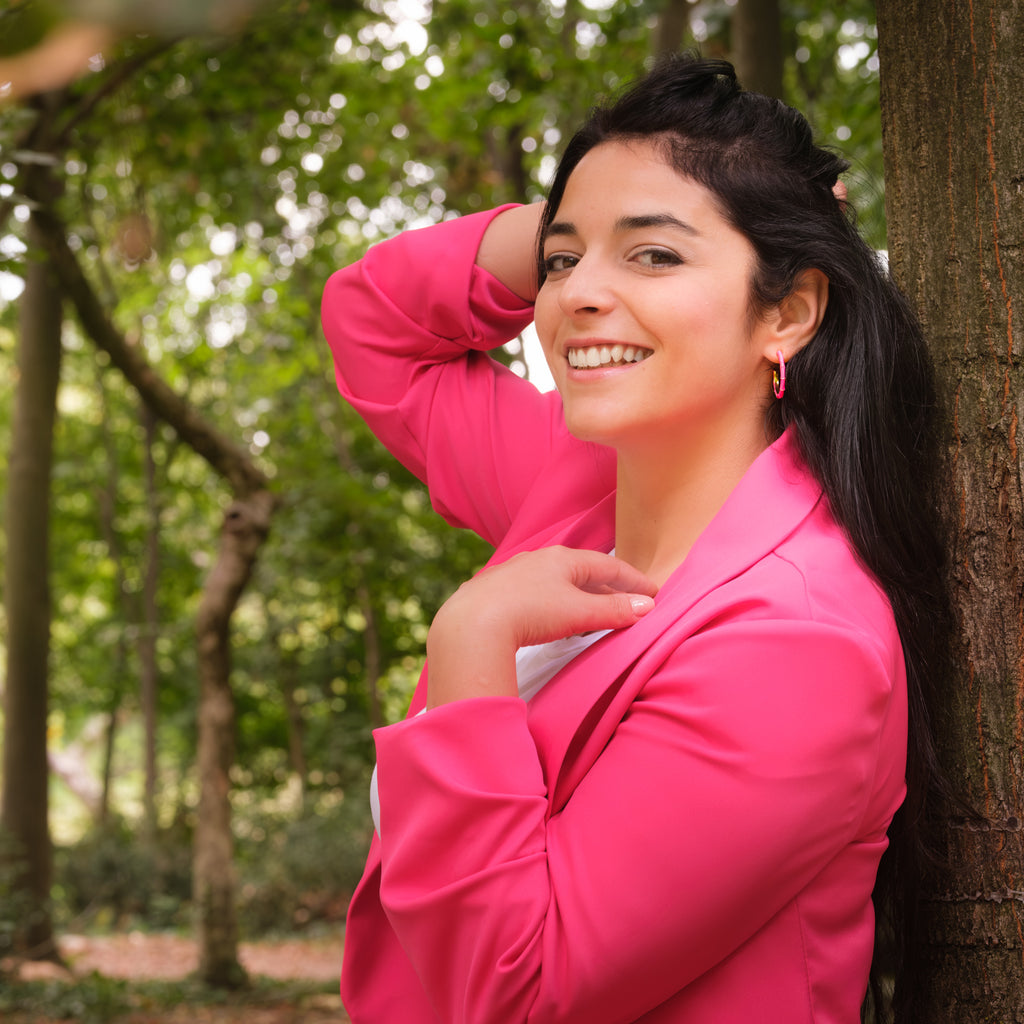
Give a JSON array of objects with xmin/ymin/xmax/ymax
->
[{"xmin": 527, "ymin": 430, "xmax": 824, "ymax": 814}]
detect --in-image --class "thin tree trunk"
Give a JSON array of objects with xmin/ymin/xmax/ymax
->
[
  {"xmin": 315, "ymin": 381, "xmax": 386, "ymax": 732},
  {"xmin": 140, "ymin": 404, "xmax": 161, "ymax": 838},
  {"xmin": 732, "ymin": 0, "xmax": 784, "ymax": 98},
  {"xmin": 194, "ymin": 491, "xmax": 273, "ymax": 987},
  {"xmin": 0, "ymin": 210, "xmax": 63, "ymax": 961},
  {"xmin": 99, "ymin": 694, "xmax": 118, "ymax": 824},
  {"xmin": 878, "ymin": 0, "xmax": 1024, "ymax": 1017},
  {"xmin": 95, "ymin": 371, "xmax": 132, "ymax": 825},
  {"xmin": 279, "ymin": 643, "xmax": 309, "ymax": 796},
  {"xmin": 653, "ymin": 0, "xmax": 691, "ymax": 57},
  {"xmin": 357, "ymin": 583, "xmax": 384, "ymax": 730}
]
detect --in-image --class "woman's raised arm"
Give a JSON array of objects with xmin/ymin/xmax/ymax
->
[{"xmin": 475, "ymin": 201, "xmax": 546, "ymax": 302}]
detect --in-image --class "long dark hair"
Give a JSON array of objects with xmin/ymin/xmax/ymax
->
[{"xmin": 539, "ymin": 53, "xmax": 948, "ymax": 1022}]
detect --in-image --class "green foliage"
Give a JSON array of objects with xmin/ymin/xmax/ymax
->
[
  {"xmin": 0, "ymin": 972, "xmax": 136, "ymax": 1024},
  {"xmin": 0, "ymin": 972, "xmax": 336, "ymax": 1023},
  {"xmin": 55, "ymin": 820, "xmax": 193, "ymax": 930},
  {"xmin": 784, "ymin": 0, "xmax": 886, "ymax": 247},
  {"xmin": 0, "ymin": 1, "xmax": 64, "ymax": 57},
  {"xmin": 0, "ymin": 829, "xmax": 34, "ymax": 960},
  {"xmin": 233, "ymin": 793, "xmax": 374, "ymax": 935},
  {"xmin": 53, "ymin": 797, "xmax": 371, "ymax": 937}
]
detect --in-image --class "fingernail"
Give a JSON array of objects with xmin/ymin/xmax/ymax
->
[{"xmin": 630, "ymin": 596, "xmax": 655, "ymax": 614}]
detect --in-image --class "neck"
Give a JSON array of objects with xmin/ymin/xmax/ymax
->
[{"xmin": 614, "ymin": 425, "xmax": 770, "ymax": 587}]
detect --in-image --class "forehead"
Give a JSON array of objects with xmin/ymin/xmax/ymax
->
[{"xmin": 553, "ymin": 140, "xmax": 728, "ymax": 231}]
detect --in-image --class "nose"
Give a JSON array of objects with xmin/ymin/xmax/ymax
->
[{"xmin": 556, "ymin": 255, "xmax": 614, "ymax": 318}]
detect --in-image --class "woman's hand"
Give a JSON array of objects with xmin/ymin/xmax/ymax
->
[{"xmin": 425, "ymin": 547, "xmax": 658, "ymax": 707}]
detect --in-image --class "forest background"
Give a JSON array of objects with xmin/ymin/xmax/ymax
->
[{"xmin": 1, "ymin": 0, "xmax": 1019, "ymax": 1020}]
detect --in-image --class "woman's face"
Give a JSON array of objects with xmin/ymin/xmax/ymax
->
[{"xmin": 534, "ymin": 139, "xmax": 779, "ymax": 459}]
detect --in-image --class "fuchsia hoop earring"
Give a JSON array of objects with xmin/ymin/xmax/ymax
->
[{"xmin": 772, "ymin": 350, "xmax": 786, "ymax": 400}]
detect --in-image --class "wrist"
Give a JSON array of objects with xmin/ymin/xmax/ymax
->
[{"xmin": 426, "ymin": 600, "xmax": 518, "ymax": 708}]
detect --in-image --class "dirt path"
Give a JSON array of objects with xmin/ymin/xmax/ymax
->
[
  {"xmin": 58, "ymin": 931, "xmax": 344, "ymax": 982},
  {"xmin": 8, "ymin": 931, "xmax": 350, "ymax": 1024}
]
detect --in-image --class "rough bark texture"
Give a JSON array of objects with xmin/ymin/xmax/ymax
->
[
  {"xmin": 732, "ymin": 0, "xmax": 784, "ymax": 99},
  {"xmin": 0, "ymin": 211, "xmax": 63, "ymax": 960},
  {"xmin": 878, "ymin": 1, "xmax": 1024, "ymax": 1017},
  {"xmin": 194, "ymin": 492, "xmax": 274, "ymax": 987}
]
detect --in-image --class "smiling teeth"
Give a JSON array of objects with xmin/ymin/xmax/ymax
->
[{"xmin": 567, "ymin": 345, "xmax": 650, "ymax": 369}]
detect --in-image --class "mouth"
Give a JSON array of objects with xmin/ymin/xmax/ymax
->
[{"xmin": 566, "ymin": 343, "xmax": 652, "ymax": 369}]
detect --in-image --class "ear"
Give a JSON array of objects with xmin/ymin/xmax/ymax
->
[{"xmin": 760, "ymin": 268, "xmax": 829, "ymax": 362}]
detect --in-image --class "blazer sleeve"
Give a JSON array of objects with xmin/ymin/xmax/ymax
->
[
  {"xmin": 371, "ymin": 615, "xmax": 904, "ymax": 1024},
  {"xmin": 321, "ymin": 206, "xmax": 565, "ymax": 547}
]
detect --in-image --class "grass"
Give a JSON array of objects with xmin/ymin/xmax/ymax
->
[{"xmin": 0, "ymin": 971, "xmax": 339, "ymax": 1023}]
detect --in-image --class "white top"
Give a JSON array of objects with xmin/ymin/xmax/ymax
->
[{"xmin": 370, "ymin": 629, "xmax": 611, "ymax": 834}]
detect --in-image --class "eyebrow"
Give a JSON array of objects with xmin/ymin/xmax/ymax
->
[{"xmin": 544, "ymin": 212, "xmax": 700, "ymax": 241}]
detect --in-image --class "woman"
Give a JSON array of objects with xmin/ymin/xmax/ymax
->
[{"xmin": 321, "ymin": 54, "xmax": 944, "ymax": 1024}]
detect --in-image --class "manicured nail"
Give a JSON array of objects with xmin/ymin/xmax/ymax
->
[{"xmin": 630, "ymin": 596, "xmax": 655, "ymax": 614}]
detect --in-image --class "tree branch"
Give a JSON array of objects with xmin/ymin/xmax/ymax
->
[
  {"xmin": 54, "ymin": 37, "xmax": 183, "ymax": 148},
  {"xmin": 31, "ymin": 202, "xmax": 271, "ymax": 498}
]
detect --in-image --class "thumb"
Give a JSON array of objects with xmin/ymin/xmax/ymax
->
[
  {"xmin": 579, "ymin": 591, "xmax": 656, "ymax": 632},
  {"xmin": 628, "ymin": 594, "xmax": 656, "ymax": 615}
]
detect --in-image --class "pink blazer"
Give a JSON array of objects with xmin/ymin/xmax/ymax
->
[{"xmin": 321, "ymin": 207, "xmax": 907, "ymax": 1024}]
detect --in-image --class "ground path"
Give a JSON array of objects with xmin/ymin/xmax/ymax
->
[{"xmin": 8, "ymin": 930, "xmax": 350, "ymax": 1023}]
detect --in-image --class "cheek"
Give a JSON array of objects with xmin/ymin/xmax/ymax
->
[{"xmin": 533, "ymin": 292, "xmax": 559, "ymax": 358}]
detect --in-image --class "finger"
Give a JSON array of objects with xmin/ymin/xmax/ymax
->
[
  {"xmin": 566, "ymin": 590, "xmax": 656, "ymax": 635},
  {"xmin": 565, "ymin": 549, "xmax": 659, "ymax": 598}
]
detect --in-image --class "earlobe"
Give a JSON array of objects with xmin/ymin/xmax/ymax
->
[{"xmin": 766, "ymin": 269, "xmax": 829, "ymax": 361}]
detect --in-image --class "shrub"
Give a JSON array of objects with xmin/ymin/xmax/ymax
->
[
  {"xmin": 235, "ymin": 795, "xmax": 372, "ymax": 936},
  {"xmin": 55, "ymin": 820, "xmax": 193, "ymax": 931}
]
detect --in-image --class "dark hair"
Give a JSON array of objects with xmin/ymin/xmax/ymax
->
[{"xmin": 540, "ymin": 54, "xmax": 948, "ymax": 1023}]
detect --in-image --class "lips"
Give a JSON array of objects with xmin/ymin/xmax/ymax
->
[{"xmin": 567, "ymin": 343, "xmax": 652, "ymax": 369}]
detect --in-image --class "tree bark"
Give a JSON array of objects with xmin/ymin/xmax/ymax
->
[
  {"xmin": 732, "ymin": 0, "xmax": 784, "ymax": 99},
  {"xmin": 194, "ymin": 491, "xmax": 273, "ymax": 987},
  {"xmin": 0, "ymin": 209, "xmax": 63, "ymax": 961},
  {"xmin": 878, "ymin": 0, "xmax": 1024, "ymax": 1017}
]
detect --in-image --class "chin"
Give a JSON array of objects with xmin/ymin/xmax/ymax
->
[{"xmin": 562, "ymin": 416, "xmax": 624, "ymax": 448}]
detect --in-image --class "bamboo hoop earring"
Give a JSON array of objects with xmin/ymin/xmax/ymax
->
[{"xmin": 772, "ymin": 350, "xmax": 786, "ymax": 400}]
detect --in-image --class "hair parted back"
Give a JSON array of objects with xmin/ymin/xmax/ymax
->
[{"xmin": 540, "ymin": 53, "xmax": 949, "ymax": 1023}]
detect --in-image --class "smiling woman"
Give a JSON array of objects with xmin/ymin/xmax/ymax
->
[{"xmin": 321, "ymin": 53, "xmax": 946, "ymax": 1024}]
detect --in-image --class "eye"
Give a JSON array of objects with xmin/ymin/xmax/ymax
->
[
  {"xmin": 632, "ymin": 247, "xmax": 683, "ymax": 269},
  {"xmin": 543, "ymin": 252, "xmax": 580, "ymax": 275}
]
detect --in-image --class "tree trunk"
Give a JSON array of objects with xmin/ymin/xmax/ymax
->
[
  {"xmin": 652, "ymin": 0, "xmax": 692, "ymax": 57},
  {"xmin": 194, "ymin": 491, "xmax": 273, "ymax": 987},
  {"xmin": 357, "ymin": 582, "xmax": 384, "ymax": 731},
  {"xmin": 877, "ymin": 1, "xmax": 1024, "ymax": 1017},
  {"xmin": 732, "ymin": 0, "xmax": 784, "ymax": 99},
  {"xmin": 279, "ymin": 642, "xmax": 309, "ymax": 797},
  {"xmin": 95, "ymin": 371, "xmax": 131, "ymax": 825},
  {"xmin": 140, "ymin": 404, "xmax": 161, "ymax": 839},
  {"xmin": 0, "ymin": 211, "xmax": 63, "ymax": 961}
]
